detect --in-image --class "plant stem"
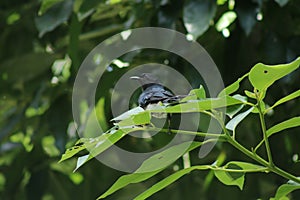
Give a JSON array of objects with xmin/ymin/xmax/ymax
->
[
  {"xmin": 257, "ymin": 101, "xmax": 273, "ymax": 166},
  {"xmin": 144, "ymin": 124, "xmax": 300, "ymax": 184},
  {"xmin": 225, "ymin": 131, "xmax": 300, "ymax": 184},
  {"xmin": 148, "ymin": 127, "xmax": 226, "ymax": 139}
]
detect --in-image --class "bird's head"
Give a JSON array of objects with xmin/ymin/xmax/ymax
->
[{"xmin": 130, "ymin": 73, "xmax": 160, "ymax": 90}]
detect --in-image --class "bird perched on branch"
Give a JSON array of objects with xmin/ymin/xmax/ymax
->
[
  {"xmin": 130, "ymin": 73, "xmax": 180, "ymax": 109},
  {"xmin": 130, "ymin": 73, "xmax": 185, "ymax": 131}
]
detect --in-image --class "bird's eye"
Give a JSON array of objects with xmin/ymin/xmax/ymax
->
[{"xmin": 264, "ymin": 70, "xmax": 268, "ymax": 74}]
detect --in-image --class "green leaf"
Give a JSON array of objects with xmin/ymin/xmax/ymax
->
[
  {"xmin": 249, "ymin": 57, "xmax": 300, "ymax": 91},
  {"xmin": 98, "ymin": 141, "xmax": 203, "ymax": 199},
  {"xmin": 59, "ymin": 127, "xmax": 130, "ymax": 163},
  {"xmin": 215, "ymin": 11, "xmax": 237, "ymax": 31},
  {"xmin": 77, "ymin": 0, "xmax": 102, "ymax": 21},
  {"xmin": 112, "ymin": 107, "xmax": 145, "ymax": 121},
  {"xmin": 226, "ymin": 94, "xmax": 248, "ymax": 118},
  {"xmin": 218, "ymin": 73, "xmax": 249, "ymax": 97},
  {"xmin": 74, "ymin": 128, "xmax": 129, "ymax": 171},
  {"xmin": 181, "ymin": 85, "xmax": 206, "ymax": 101},
  {"xmin": 214, "ymin": 161, "xmax": 264, "ymax": 190},
  {"xmin": 133, "ymin": 165, "xmax": 211, "ymax": 200},
  {"xmin": 225, "ymin": 107, "xmax": 254, "ymax": 133},
  {"xmin": 274, "ymin": 183, "xmax": 300, "ymax": 200},
  {"xmin": 98, "ymin": 170, "xmax": 162, "ymax": 199},
  {"xmin": 183, "ymin": 0, "xmax": 217, "ymax": 39},
  {"xmin": 59, "ymin": 138, "xmax": 91, "ymax": 162},
  {"xmin": 148, "ymin": 96, "xmax": 245, "ymax": 113},
  {"xmin": 38, "ymin": 0, "xmax": 64, "ymax": 15},
  {"xmin": 35, "ymin": 0, "xmax": 73, "ymax": 37},
  {"xmin": 274, "ymin": 0, "xmax": 289, "ymax": 7},
  {"xmin": 255, "ymin": 117, "xmax": 300, "ymax": 151},
  {"xmin": 268, "ymin": 89, "xmax": 300, "ymax": 111},
  {"xmin": 244, "ymin": 90, "xmax": 256, "ymax": 99},
  {"xmin": 74, "ymin": 154, "xmax": 89, "ymax": 171},
  {"xmin": 112, "ymin": 107, "xmax": 151, "ymax": 127},
  {"xmin": 135, "ymin": 141, "xmax": 198, "ymax": 173},
  {"xmin": 267, "ymin": 117, "xmax": 300, "ymax": 137}
]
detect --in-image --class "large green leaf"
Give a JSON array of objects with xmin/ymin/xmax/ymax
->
[
  {"xmin": 148, "ymin": 96, "xmax": 245, "ymax": 113},
  {"xmin": 134, "ymin": 161, "xmax": 265, "ymax": 199},
  {"xmin": 35, "ymin": 0, "xmax": 73, "ymax": 37},
  {"xmin": 255, "ymin": 117, "xmax": 300, "ymax": 151},
  {"xmin": 183, "ymin": 0, "xmax": 217, "ymax": 39},
  {"xmin": 249, "ymin": 57, "xmax": 300, "ymax": 91},
  {"xmin": 112, "ymin": 107, "xmax": 151, "ymax": 127},
  {"xmin": 267, "ymin": 117, "xmax": 300, "ymax": 137},
  {"xmin": 214, "ymin": 161, "xmax": 265, "ymax": 190},
  {"xmin": 98, "ymin": 141, "xmax": 203, "ymax": 199},
  {"xmin": 59, "ymin": 127, "xmax": 130, "ymax": 163},
  {"xmin": 267, "ymin": 89, "xmax": 300, "ymax": 112},
  {"xmin": 273, "ymin": 183, "xmax": 300, "ymax": 200},
  {"xmin": 133, "ymin": 165, "xmax": 210, "ymax": 200}
]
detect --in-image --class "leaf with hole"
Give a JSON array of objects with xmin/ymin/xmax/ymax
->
[{"xmin": 249, "ymin": 57, "xmax": 300, "ymax": 91}]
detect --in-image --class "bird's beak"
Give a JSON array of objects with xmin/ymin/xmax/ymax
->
[{"xmin": 130, "ymin": 76, "xmax": 141, "ymax": 80}]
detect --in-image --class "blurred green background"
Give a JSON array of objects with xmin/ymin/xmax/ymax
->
[{"xmin": 1, "ymin": 0, "xmax": 300, "ymax": 199}]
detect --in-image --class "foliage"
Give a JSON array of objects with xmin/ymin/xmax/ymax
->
[
  {"xmin": 62, "ymin": 57, "xmax": 300, "ymax": 199},
  {"xmin": 1, "ymin": 0, "xmax": 300, "ymax": 200}
]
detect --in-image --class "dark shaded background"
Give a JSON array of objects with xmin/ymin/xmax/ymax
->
[{"xmin": 0, "ymin": 0, "xmax": 300, "ymax": 199}]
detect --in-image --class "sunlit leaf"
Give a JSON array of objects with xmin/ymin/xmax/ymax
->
[
  {"xmin": 226, "ymin": 94, "xmax": 248, "ymax": 118},
  {"xmin": 214, "ymin": 161, "xmax": 265, "ymax": 190},
  {"xmin": 244, "ymin": 90, "xmax": 256, "ymax": 99},
  {"xmin": 181, "ymin": 85, "xmax": 206, "ymax": 101},
  {"xmin": 134, "ymin": 165, "xmax": 210, "ymax": 200},
  {"xmin": 59, "ymin": 138, "xmax": 92, "ymax": 162},
  {"xmin": 112, "ymin": 107, "xmax": 145, "ymax": 121},
  {"xmin": 112, "ymin": 107, "xmax": 151, "ymax": 127},
  {"xmin": 255, "ymin": 117, "xmax": 300, "ymax": 151},
  {"xmin": 267, "ymin": 89, "xmax": 300, "ymax": 112},
  {"xmin": 72, "ymin": 128, "xmax": 130, "ymax": 171},
  {"xmin": 215, "ymin": 11, "xmax": 237, "ymax": 31},
  {"xmin": 98, "ymin": 141, "xmax": 203, "ymax": 199},
  {"xmin": 249, "ymin": 57, "xmax": 300, "ymax": 91},
  {"xmin": 149, "ymin": 96, "xmax": 245, "ymax": 113},
  {"xmin": 267, "ymin": 117, "xmax": 300, "ymax": 137},
  {"xmin": 225, "ymin": 107, "xmax": 254, "ymax": 134},
  {"xmin": 218, "ymin": 73, "xmax": 249, "ymax": 97},
  {"xmin": 273, "ymin": 183, "xmax": 300, "ymax": 200}
]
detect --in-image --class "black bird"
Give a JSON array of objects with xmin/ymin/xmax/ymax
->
[
  {"xmin": 130, "ymin": 73, "xmax": 183, "ymax": 132},
  {"xmin": 130, "ymin": 73, "xmax": 178, "ymax": 109}
]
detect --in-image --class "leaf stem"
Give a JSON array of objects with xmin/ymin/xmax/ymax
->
[{"xmin": 257, "ymin": 101, "xmax": 273, "ymax": 166}]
